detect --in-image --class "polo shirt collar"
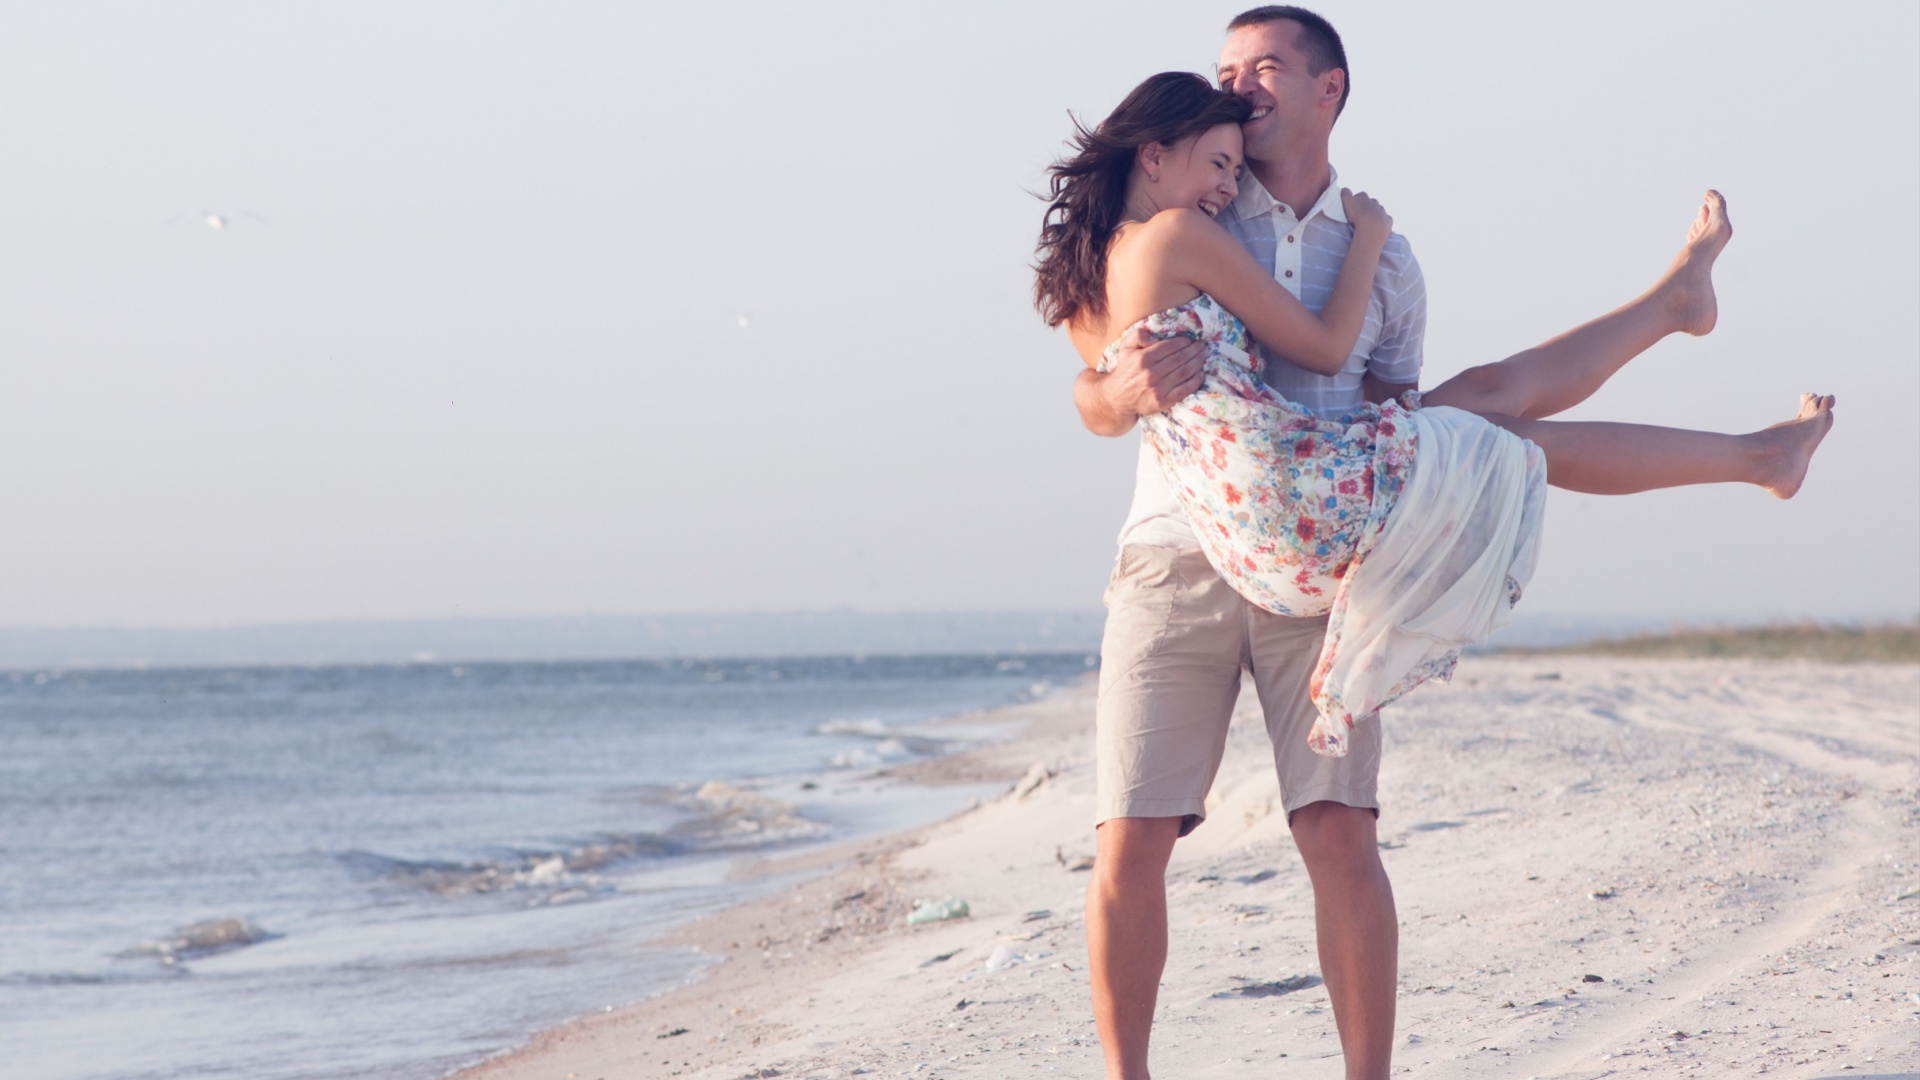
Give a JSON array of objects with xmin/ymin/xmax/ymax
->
[{"xmin": 1231, "ymin": 165, "xmax": 1346, "ymax": 224}]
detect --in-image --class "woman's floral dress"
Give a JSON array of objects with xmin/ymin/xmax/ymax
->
[{"xmin": 1101, "ymin": 295, "xmax": 1548, "ymax": 756}]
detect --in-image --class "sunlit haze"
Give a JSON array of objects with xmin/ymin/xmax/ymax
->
[{"xmin": 3, "ymin": 1, "xmax": 1914, "ymax": 628}]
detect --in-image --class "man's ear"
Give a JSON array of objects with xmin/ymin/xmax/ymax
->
[{"xmin": 1319, "ymin": 68, "xmax": 1346, "ymax": 111}]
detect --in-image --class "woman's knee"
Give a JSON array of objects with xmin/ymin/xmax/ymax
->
[{"xmin": 1430, "ymin": 362, "xmax": 1530, "ymax": 417}]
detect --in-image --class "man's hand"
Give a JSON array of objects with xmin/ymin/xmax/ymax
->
[
  {"xmin": 1362, "ymin": 373, "xmax": 1418, "ymax": 408},
  {"xmin": 1074, "ymin": 328, "xmax": 1207, "ymax": 437}
]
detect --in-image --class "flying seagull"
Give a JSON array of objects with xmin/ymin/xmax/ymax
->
[{"xmin": 168, "ymin": 209, "xmax": 271, "ymax": 230}]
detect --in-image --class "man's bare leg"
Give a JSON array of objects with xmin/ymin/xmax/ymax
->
[
  {"xmin": 1439, "ymin": 191, "xmax": 1732, "ymax": 421},
  {"xmin": 1291, "ymin": 801, "xmax": 1398, "ymax": 1080},
  {"xmin": 1087, "ymin": 816, "xmax": 1183, "ymax": 1080}
]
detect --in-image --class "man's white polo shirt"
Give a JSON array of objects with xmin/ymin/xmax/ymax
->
[{"xmin": 1114, "ymin": 167, "xmax": 1428, "ymax": 551}]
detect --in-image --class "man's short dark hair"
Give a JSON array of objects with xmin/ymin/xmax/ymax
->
[{"xmin": 1227, "ymin": 6, "xmax": 1350, "ymax": 116}]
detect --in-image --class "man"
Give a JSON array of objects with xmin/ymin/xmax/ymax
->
[{"xmin": 1067, "ymin": 8, "xmax": 1424, "ymax": 1079}]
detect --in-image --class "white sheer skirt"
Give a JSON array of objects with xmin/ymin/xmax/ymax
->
[{"xmin": 1306, "ymin": 404, "xmax": 1549, "ymax": 756}]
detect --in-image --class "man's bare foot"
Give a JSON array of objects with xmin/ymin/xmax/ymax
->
[
  {"xmin": 1662, "ymin": 190, "xmax": 1732, "ymax": 337},
  {"xmin": 1755, "ymin": 392, "xmax": 1835, "ymax": 499}
]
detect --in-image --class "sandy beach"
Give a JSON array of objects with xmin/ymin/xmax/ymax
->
[{"xmin": 461, "ymin": 654, "xmax": 1919, "ymax": 1079}]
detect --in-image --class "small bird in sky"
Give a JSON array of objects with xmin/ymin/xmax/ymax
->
[{"xmin": 168, "ymin": 209, "xmax": 271, "ymax": 230}]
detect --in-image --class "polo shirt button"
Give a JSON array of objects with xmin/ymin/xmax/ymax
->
[
  {"xmin": 1284, "ymin": 270, "xmax": 1294, "ymax": 278},
  {"xmin": 1287, "ymin": 235, "xmax": 1296, "ymax": 243}
]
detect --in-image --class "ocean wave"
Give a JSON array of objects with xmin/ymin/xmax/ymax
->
[
  {"xmin": 117, "ymin": 917, "xmax": 276, "ymax": 965},
  {"xmin": 666, "ymin": 781, "xmax": 827, "ymax": 849},
  {"xmin": 340, "ymin": 786, "xmax": 831, "ymax": 903},
  {"xmin": 0, "ymin": 968, "xmax": 187, "ymax": 987},
  {"xmin": 1015, "ymin": 679, "xmax": 1054, "ymax": 701},
  {"xmin": 813, "ymin": 719, "xmax": 949, "ymax": 768},
  {"xmin": 815, "ymin": 718, "xmax": 892, "ymax": 737},
  {"xmin": 342, "ymin": 833, "xmax": 678, "ymax": 900},
  {"xmin": 829, "ymin": 738, "xmax": 914, "ymax": 769}
]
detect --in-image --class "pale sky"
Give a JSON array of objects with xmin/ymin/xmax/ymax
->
[{"xmin": 2, "ymin": 0, "xmax": 1915, "ymax": 627}]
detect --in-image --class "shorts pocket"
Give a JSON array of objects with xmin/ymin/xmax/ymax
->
[{"xmin": 1099, "ymin": 547, "xmax": 1181, "ymax": 687}]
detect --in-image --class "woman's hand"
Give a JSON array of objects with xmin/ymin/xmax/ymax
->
[{"xmin": 1340, "ymin": 188, "xmax": 1392, "ymax": 237}]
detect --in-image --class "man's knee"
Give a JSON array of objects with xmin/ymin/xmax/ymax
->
[
  {"xmin": 1093, "ymin": 817, "xmax": 1182, "ymax": 887},
  {"xmin": 1289, "ymin": 801, "xmax": 1381, "ymax": 874}
]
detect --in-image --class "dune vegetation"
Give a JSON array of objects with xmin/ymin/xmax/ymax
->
[{"xmin": 1517, "ymin": 621, "xmax": 1920, "ymax": 663}]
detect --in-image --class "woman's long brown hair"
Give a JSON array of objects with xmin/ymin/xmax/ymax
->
[{"xmin": 1033, "ymin": 72, "xmax": 1252, "ymax": 329}]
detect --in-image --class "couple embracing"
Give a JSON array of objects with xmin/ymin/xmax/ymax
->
[{"xmin": 1035, "ymin": 7, "xmax": 1833, "ymax": 1077}]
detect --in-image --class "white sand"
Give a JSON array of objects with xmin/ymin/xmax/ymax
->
[{"xmin": 460, "ymin": 656, "xmax": 1919, "ymax": 1079}]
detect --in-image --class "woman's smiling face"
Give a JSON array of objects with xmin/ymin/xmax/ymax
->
[{"xmin": 1152, "ymin": 122, "xmax": 1244, "ymax": 219}]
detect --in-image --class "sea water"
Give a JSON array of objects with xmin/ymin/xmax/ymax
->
[{"xmin": 0, "ymin": 653, "xmax": 1093, "ymax": 1080}]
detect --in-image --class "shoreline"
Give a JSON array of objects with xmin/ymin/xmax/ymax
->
[
  {"xmin": 460, "ymin": 656, "xmax": 1920, "ymax": 1079},
  {"xmin": 455, "ymin": 680, "xmax": 1093, "ymax": 1080}
]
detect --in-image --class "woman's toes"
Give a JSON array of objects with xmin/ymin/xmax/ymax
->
[
  {"xmin": 1698, "ymin": 190, "xmax": 1731, "ymax": 242},
  {"xmin": 1669, "ymin": 192, "xmax": 1733, "ymax": 336}
]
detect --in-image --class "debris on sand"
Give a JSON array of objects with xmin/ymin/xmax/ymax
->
[
  {"xmin": 1012, "ymin": 763, "xmax": 1053, "ymax": 800},
  {"xmin": 1211, "ymin": 974, "xmax": 1323, "ymax": 999},
  {"xmin": 906, "ymin": 898, "xmax": 970, "ymax": 925},
  {"xmin": 917, "ymin": 949, "xmax": 961, "ymax": 969}
]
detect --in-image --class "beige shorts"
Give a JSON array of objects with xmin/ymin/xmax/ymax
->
[{"xmin": 1095, "ymin": 545, "xmax": 1382, "ymax": 836}]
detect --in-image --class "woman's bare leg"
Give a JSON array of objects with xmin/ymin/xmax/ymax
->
[
  {"xmin": 1482, "ymin": 394, "xmax": 1835, "ymax": 498},
  {"xmin": 1429, "ymin": 191, "xmax": 1732, "ymax": 420}
]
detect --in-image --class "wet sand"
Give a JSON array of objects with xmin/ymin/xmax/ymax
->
[{"xmin": 458, "ymin": 655, "xmax": 1919, "ymax": 1079}]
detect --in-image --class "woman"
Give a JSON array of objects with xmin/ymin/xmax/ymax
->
[{"xmin": 1034, "ymin": 73, "xmax": 1834, "ymax": 755}]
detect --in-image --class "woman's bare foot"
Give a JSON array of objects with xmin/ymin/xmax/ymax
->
[
  {"xmin": 1661, "ymin": 190, "xmax": 1733, "ymax": 337},
  {"xmin": 1755, "ymin": 392, "xmax": 1835, "ymax": 499}
]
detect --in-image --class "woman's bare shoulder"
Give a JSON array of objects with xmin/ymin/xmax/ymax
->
[
  {"xmin": 1135, "ymin": 207, "xmax": 1220, "ymax": 245},
  {"xmin": 1110, "ymin": 209, "xmax": 1224, "ymax": 270}
]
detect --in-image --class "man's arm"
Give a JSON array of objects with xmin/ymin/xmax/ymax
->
[
  {"xmin": 1075, "ymin": 369, "xmax": 1141, "ymax": 437},
  {"xmin": 1362, "ymin": 236, "xmax": 1428, "ymax": 407},
  {"xmin": 1070, "ymin": 325, "xmax": 1208, "ymax": 438}
]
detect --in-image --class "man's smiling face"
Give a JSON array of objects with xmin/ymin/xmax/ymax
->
[{"xmin": 1216, "ymin": 18, "xmax": 1340, "ymax": 164}]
